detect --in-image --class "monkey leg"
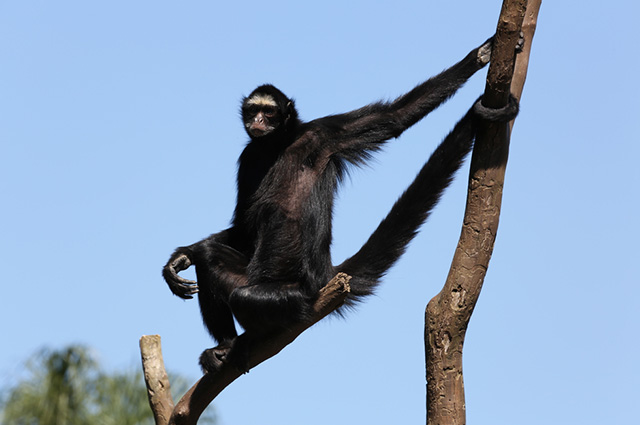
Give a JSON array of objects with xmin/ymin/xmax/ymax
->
[
  {"xmin": 201, "ymin": 282, "xmax": 312, "ymax": 374},
  {"xmin": 196, "ymin": 262, "xmax": 248, "ymax": 374},
  {"xmin": 229, "ymin": 282, "xmax": 312, "ymax": 334},
  {"xmin": 186, "ymin": 236, "xmax": 252, "ymax": 374}
]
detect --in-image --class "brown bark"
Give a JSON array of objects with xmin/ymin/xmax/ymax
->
[
  {"xmin": 141, "ymin": 273, "xmax": 351, "ymax": 425},
  {"xmin": 140, "ymin": 335, "xmax": 175, "ymax": 425},
  {"xmin": 424, "ymin": 1, "xmax": 540, "ymax": 424}
]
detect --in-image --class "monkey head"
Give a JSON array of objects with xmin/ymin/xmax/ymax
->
[{"xmin": 241, "ymin": 84, "xmax": 298, "ymax": 139}]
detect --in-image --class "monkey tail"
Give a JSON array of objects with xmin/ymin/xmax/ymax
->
[{"xmin": 334, "ymin": 108, "xmax": 478, "ymax": 307}]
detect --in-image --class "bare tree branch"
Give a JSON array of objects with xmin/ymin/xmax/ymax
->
[
  {"xmin": 424, "ymin": 1, "xmax": 541, "ymax": 424},
  {"xmin": 140, "ymin": 335, "xmax": 174, "ymax": 425},
  {"xmin": 511, "ymin": 0, "xmax": 542, "ymax": 104},
  {"xmin": 141, "ymin": 273, "xmax": 351, "ymax": 425}
]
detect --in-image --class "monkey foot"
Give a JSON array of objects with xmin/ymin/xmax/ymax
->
[{"xmin": 199, "ymin": 345, "xmax": 230, "ymax": 374}]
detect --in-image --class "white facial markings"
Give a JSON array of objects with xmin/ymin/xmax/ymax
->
[{"xmin": 246, "ymin": 94, "xmax": 277, "ymax": 107}]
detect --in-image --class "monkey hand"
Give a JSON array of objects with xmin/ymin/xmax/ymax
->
[
  {"xmin": 162, "ymin": 253, "xmax": 199, "ymax": 299},
  {"xmin": 477, "ymin": 31, "xmax": 525, "ymax": 66},
  {"xmin": 476, "ymin": 36, "xmax": 494, "ymax": 67}
]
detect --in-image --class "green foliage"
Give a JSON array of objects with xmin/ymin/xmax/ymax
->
[
  {"xmin": 0, "ymin": 345, "xmax": 216, "ymax": 425},
  {"xmin": 1, "ymin": 346, "xmax": 96, "ymax": 425}
]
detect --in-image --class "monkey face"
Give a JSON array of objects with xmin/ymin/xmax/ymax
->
[
  {"xmin": 242, "ymin": 92, "xmax": 283, "ymax": 138},
  {"xmin": 243, "ymin": 103, "xmax": 281, "ymax": 138},
  {"xmin": 241, "ymin": 85, "xmax": 297, "ymax": 140}
]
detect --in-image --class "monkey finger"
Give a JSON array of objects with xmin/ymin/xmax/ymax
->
[
  {"xmin": 173, "ymin": 284, "xmax": 199, "ymax": 299},
  {"xmin": 175, "ymin": 280, "xmax": 199, "ymax": 292},
  {"xmin": 171, "ymin": 254, "xmax": 192, "ymax": 272},
  {"xmin": 516, "ymin": 31, "xmax": 525, "ymax": 53},
  {"xmin": 163, "ymin": 263, "xmax": 197, "ymax": 285},
  {"xmin": 164, "ymin": 268, "xmax": 199, "ymax": 298},
  {"xmin": 172, "ymin": 272, "xmax": 197, "ymax": 285}
]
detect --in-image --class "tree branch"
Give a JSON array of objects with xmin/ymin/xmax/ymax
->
[
  {"xmin": 141, "ymin": 273, "xmax": 351, "ymax": 425},
  {"xmin": 424, "ymin": 1, "xmax": 541, "ymax": 424},
  {"xmin": 140, "ymin": 335, "xmax": 174, "ymax": 425}
]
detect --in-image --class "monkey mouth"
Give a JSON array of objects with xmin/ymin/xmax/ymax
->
[{"xmin": 249, "ymin": 123, "xmax": 273, "ymax": 137}]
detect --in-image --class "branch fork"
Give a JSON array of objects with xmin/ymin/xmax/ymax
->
[{"xmin": 140, "ymin": 273, "xmax": 351, "ymax": 425}]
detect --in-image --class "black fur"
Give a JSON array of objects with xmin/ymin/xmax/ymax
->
[{"xmin": 162, "ymin": 38, "xmax": 519, "ymax": 373}]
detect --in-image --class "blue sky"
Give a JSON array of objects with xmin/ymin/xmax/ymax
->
[{"xmin": 1, "ymin": 1, "xmax": 638, "ymax": 424}]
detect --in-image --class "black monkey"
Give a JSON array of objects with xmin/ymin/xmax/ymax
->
[{"xmin": 163, "ymin": 38, "xmax": 519, "ymax": 373}]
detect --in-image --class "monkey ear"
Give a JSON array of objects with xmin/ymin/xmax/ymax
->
[{"xmin": 285, "ymin": 101, "xmax": 294, "ymax": 123}]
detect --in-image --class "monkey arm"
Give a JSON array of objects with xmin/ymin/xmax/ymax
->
[
  {"xmin": 162, "ymin": 228, "xmax": 237, "ymax": 300},
  {"xmin": 313, "ymin": 37, "xmax": 493, "ymax": 159}
]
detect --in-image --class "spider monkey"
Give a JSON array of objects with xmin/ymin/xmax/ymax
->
[{"xmin": 163, "ymin": 37, "xmax": 519, "ymax": 374}]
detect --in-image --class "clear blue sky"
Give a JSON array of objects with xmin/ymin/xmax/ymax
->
[{"xmin": 1, "ymin": 1, "xmax": 638, "ymax": 424}]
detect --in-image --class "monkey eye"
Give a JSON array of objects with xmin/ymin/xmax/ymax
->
[
  {"xmin": 245, "ymin": 105, "xmax": 261, "ymax": 115},
  {"xmin": 262, "ymin": 106, "xmax": 278, "ymax": 117}
]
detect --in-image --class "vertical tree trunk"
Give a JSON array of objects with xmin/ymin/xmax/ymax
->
[{"xmin": 424, "ymin": 1, "xmax": 541, "ymax": 424}]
